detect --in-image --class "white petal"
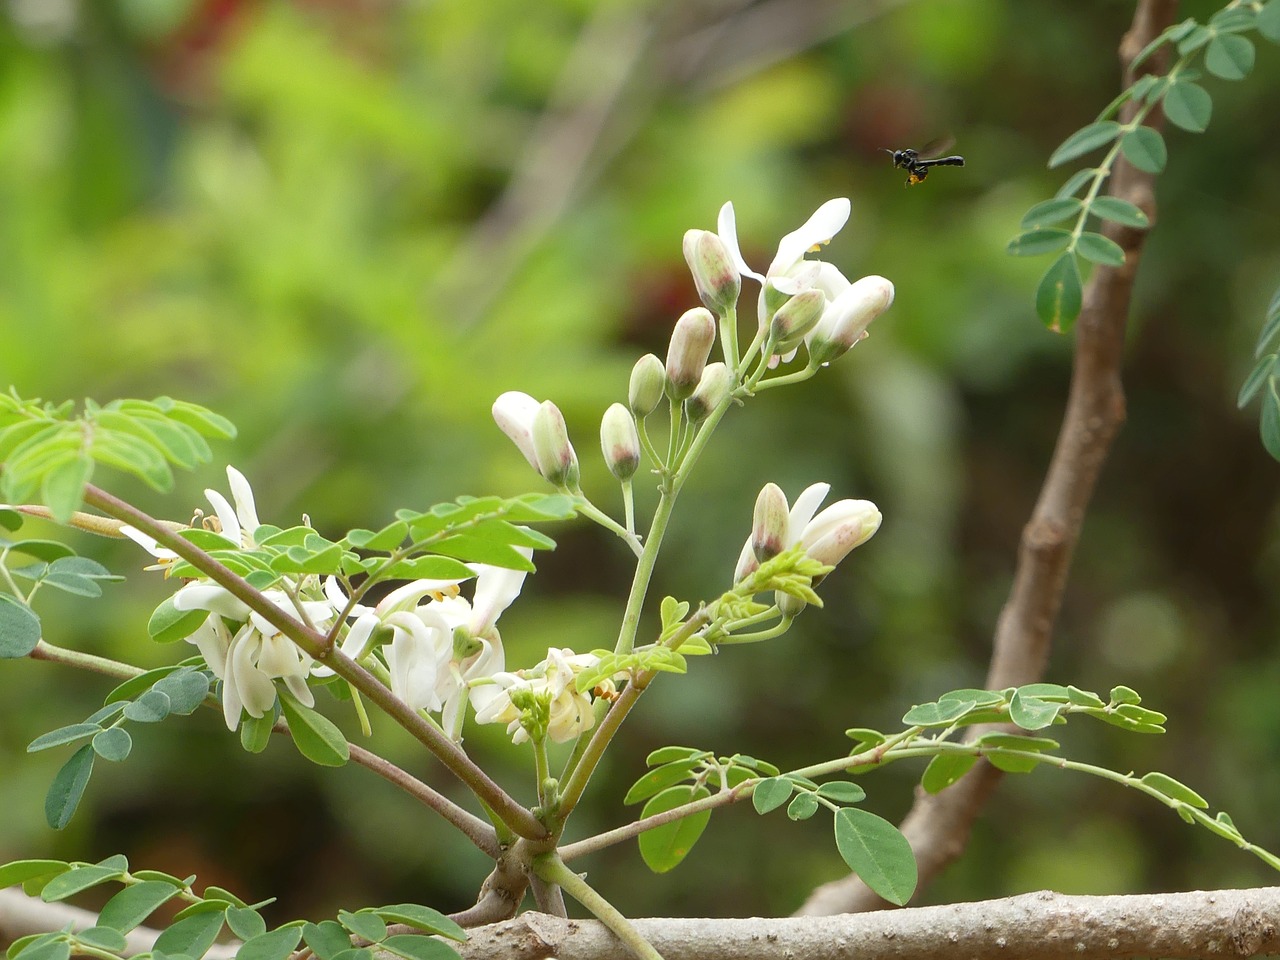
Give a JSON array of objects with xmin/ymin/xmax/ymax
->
[
  {"xmin": 766, "ymin": 198, "xmax": 851, "ymax": 278},
  {"xmin": 173, "ymin": 583, "xmax": 252, "ymax": 621},
  {"xmin": 119, "ymin": 525, "xmax": 177, "ymax": 560},
  {"xmin": 377, "ymin": 577, "xmax": 472, "ymax": 615},
  {"xmin": 786, "ymin": 483, "xmax": 831, "ymax": 546},
  {"xmin": 227, "ymin": 629, "xmax": 277, "ymax": 724},
  {"xmin": 492, "ymin": 391, "xmax": 543, "ymax": 471},
  {"xmin": 468, "ymin": 549, "xmax": 532, "ymax": 635},
  {"xmin": 225, "ymin": 466, "xmax": 261, "ymax": 535},
  {"xmin": 384, "ymin": 615, "xmax": 447, "ymax": 712},
  {"xmin": 733, "ymin": 536, "xmax": 759, "ymax": 583},
  {"xmin": 799, "ymin": 499, "xmax": 882, "ymax": 566},
  {"xmin": 716, "ymin": 201, "xmax": 764, "ymax": 283},
  {"xmin": 187, "ymin": 615, "xmax": 229, "ymax": 681},
  {"xmin": 282, "ymin": 673, "xmax": 315, "ymax": 708},
  {"xmin": 204, "ymin": 489, "xmax": 242, "ymax": 545}
]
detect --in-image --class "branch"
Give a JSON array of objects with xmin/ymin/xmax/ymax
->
[
  {"xmin": 795, "ymin": 0, "xmax": 1179, "ymax": 916},
  {"xmin": 452, "ymin": 887, "xmax": 1280, "ymax": 960}
]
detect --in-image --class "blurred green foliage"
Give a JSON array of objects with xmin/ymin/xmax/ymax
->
[{"xmin": 2, "ymin": 0, "xmax": 1279, "ymax": 926}]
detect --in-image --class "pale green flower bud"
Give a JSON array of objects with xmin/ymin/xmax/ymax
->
[
  {"xmin": 665, "ymin": 308, "xmax": 717, "ymax": 401},
  {"xmin": 775, "ymin": 591, "xmax": 808, "ymax": 618},
  {"xmin": 683, "ymin": 229, "xmax": 741, "ymax": 313},
  {"xmin": 532, "ymin": 400, "xmax": 580, "ymax": 489},
  {"xmin": 751, "ymin": 482, "xmax": 789, "ymax": 562},
  {"xmin": 805, "ymin": 275, "xmax": 894, "ymax": 366},
  {"xmin": 769, "ymin": 288, "xmax": 826, "ymax": 350},
  {"xmin": 600, "ymin": 403, "xmax": 641, "ymax": 480},
  {"xmin": 629, "ymin": 353, "xmax": 666, "ymax": 418},
  {"xmin": 685, "ymin": 361, "xmax": 732, "ymax": 423}
]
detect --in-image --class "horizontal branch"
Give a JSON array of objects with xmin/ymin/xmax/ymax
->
[{"xmin": 454, "ymin": 887, "xmax": 1280, "ymax": 960}]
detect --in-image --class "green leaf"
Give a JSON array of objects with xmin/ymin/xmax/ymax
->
[
  {"xmin": 1089, "ymin": 196, "xmax": 1149, "ymax": 229},
  {"xmin": 75, "ymin": 928, "xmax": 128, "ymax": 952},
  {"xmin": 0, "ymin": 507, "xmax": 22, "ymax": 530},
  {"xmin": 12, "ymin": 939, "xmax": 71, "ymax": 960},
  {"xmin": 1075, "ymin": 231, "xmax": 1125, "ymax": 267},
  {"xmin": 0, "ymin": 594, "xmax": 41, "ymax": 658},
  {"xmin": 1110, "ymin": 685, "xmax": 1142, "ymax": 704},
  {"xmin": 1035, "ymin": 253, "xmax": 1083, "ymax": 332},
  {"xmin": 344, "ymin": 521, "xmax": 409, "ymax": 551},
  {"xmin": 92, "ymin": 728, "xmax": 133, "ymax": 762},
  {"xmin": 816, "ymin": 781, "xmax": 866, "ymax": 804},
  {"xmin": 1008, "ymin": 690, "xmax": 1061, "ymax": 730},
  {"xmin": 1162, "ymin": 81, "xmax": 1212, "ymax": 132},
  {"xmin": 844, "ymin": 728, "xmax": 886, "ymax": 749},
  {"xmin": 429, "ymin": 535, "xmax": 536, "ymax": 571},
  {"xmin": 44, "ymin": 745, "xmax": 95, "ymax": 830},
  {"xmin": 1020, "ymin": 198, "xmax": 1082, "ymax": 229},
  {"xmin": 201, "ymin": 885, "xmax": 249, "ymax": 908},
  {"xmin": 1262, "ymin": 381, "xmax": 1280, "ymax": 461},
  {"xmin": 623, "ymin": 760, "xmax": 700, "ymax": 805},
  {"xmin": 154, "ymin": 670, "xmax": 212, "ymax": 715},
  {"xmin": 279, "ymin": 693, "xmax": 349, "ymax": 767},
  {"xmin": 752, "ymin": 778, "xmax": 794, "ymax": 814},
  {"xmin": 939, "ymin": 688, "xmax": 1007, "ymax": 706},
  {"xmin": 303, "ymin": 921, "xmax": 353, "ymax": 960},
  {"xmin": 40, "ymin": 863, "xmax": 124, "ymax": 902},
  {"xmin": 1115, "ymin": 703, "xmax": 1168, "ymax": 725},
  {"xmin": 637, "ymin": 785, "xmax": 712, "ymax": 873},
  {"xmin": 901, "ymin": 699, "xmax": 976, "ymax": 726},
  {"xmin": 1048, "ymin": 121, "xmax": 1122, "ymax": 168},
  {"xmin": 338, "ymin": 911, "xmax": 387, "ymax": 943},
  {"xmin": 154, "ymin": 910, "xmax": 227, "ymax": 959},
  {"xmin": 1260, "ymin": 0, "xmax": 1280, "ymax": 42},
  {"xmin": 1120, "ymin": 127, "xmax": 1167, "ymax": 173},
  {"xmin": 1054, "ymin": 168, "xmax": 1097, "ymax": 200},
  {"xmin": 786, "ymin": 792, "xmax": 820, "ymax": 820},
  {"xmin": 380, "ymin": 936, "xmax": 461, "ymax": 960},
  {"xmin": 0, "ymin": 860, "xmax": 69, "ymax": 890},
  {"xmin": 148, "ymin": 598, "xmax": 209, "ymax": 644},
  {"xmin": 240, "ymin": 712, "xmax": 276, "ymax": 754},
  {"xmin": 1006, "ymin": 228, "xmax": 1072, "ymax": 257},
  {"xmin": 27, "ymin": 723, "xmax": 103, "ymax": 752},
  {"xmin": 921, "ymin": 753, "xmax": 978, "ymax": 794},
  {"xmin": 123, "ymin": 689, "xmax": 173, "ymax": 723},
  {"xmin": 98, "ymin": 881, "xmax": 180, "ymax": 933},
  {"xmin": 41, "ymin": 454, "xmax": 93, "ymax": 523},
  {"xmin": 224, "ymin": 907, "xmax": 267, "ymax": 940},
  {"xmin": 833, "ymin": 808, "xmax": 918, "ymax": 906},
  {"xmin": 1140, "ymin": 771, "xmax": 1208, "ymax": 808},
  {"xmin": 1257, "ymin": 291, "xmax": 1280, "ymax": 352},
  {"xmin": 370, "ymin": 905, "xmax": 466, "ymax": 942},
  {"xmin": 1176, "ymin": 23, "xmax": 1212, "ymax": 54},
  {"xmin": 1238, "ymin": 355, "xmax": 1277, "ymax": 408},
  {"xmin": 1066, "ymin": 685, "xmax": 1106, "ymax": 708},
  {"xmin": 8, "ymin": 540, "xmax": 74, "ymax": 562},
  {"xmin": 1204, "ymin": 34, "xmax": 1254, "ymax": 80},
  {"xmin": 645, "ymin": 745, "xmax": 709, "ymax": 767},
  {"xmin": 236, "ymin": 927, "xmax": 303, "ymax": 960},
  {"xmin": 105, "ymin": 665, "xmax": 181, "ymax": 704}
]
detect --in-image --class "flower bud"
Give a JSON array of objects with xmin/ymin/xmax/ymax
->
[
  {"xmin": 665, "ymin": 308, "xmax": 717, "ymax": 400},
  {"xmin": 799, "ymin": 499, "xmax": 882, "ymax": 569},
  {"xmin": 629, "ymin": 354, "xmax": 666, "ymax": 418},
  {"xmin": 775, "ymin": 590, "xmax": 808, "ymax": 618},
  {"xmin": 492, "ymin": 391, "xmax": 542, "ymax": 472},
  {"xmin": 532, "ymin": 401, "xmax": 580, "ymax": 489},
  {"xmin": 769, "ymin": 288, "xmax": 825, "ymax": 350},
  {"xmin": 750, "ymin": 482, "xmax": 789, "ymax": 562},
  {"xmin": 805, "ymin": 275, "xmax": 894, "ymax": 367},
  {"xmin": 600, "ymin": 403, "xmax": 641, "ymax": 481},
  {"xmin": 685, "ymin": 362, "xmax": 732, "ymax": 422},
  {"xmin": 683, "ymin": 229, "xmax": 741, "ymax": 313}
]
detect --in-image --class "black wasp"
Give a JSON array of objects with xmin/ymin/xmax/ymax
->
[{"xmin": 882, "ymin": 137, "xmax": 965, "ymax": 186}]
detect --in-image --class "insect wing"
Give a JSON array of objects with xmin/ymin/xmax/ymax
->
[{"xmin": 917, "ymin": 135, "xmax": 956, "ymax": 160}]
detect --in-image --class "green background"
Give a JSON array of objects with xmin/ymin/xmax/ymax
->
[{"xmin": 2, "ymin": 0, "xmax": 1279, "ymax": 926}]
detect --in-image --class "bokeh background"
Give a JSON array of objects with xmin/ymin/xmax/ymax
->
[{"xmin": 2, "ymin": 0, "xmax": 1279, "ymax": 928}]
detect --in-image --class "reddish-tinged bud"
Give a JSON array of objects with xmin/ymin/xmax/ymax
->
[
  {"xmin": 686, "ymin": 362, "xmax": 732, "ymax": 422},
  {"xmin": 600, "ymin": 403, "xmax": 641, "ymax": 481},
  {"xmin": 683, "ymin": 229, "xmax": 741, "ymax": 313},
  {"xmin": 532, "ymin": 401, "xmax": 580, "ymax": 489},
  {"xmin": 629, "ymin": 354, "xmax": 666, "ymax": 418},
  {"xmin": 665, "ymin": 308, "xmax": 717, "ymax": 400}
]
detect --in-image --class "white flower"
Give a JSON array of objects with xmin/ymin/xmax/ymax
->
[
  {"xmin": 492, "ymin": 391, "xmax": 543, "ymax": 472},
  {"xmin": 120, "ymin": 465, "xmax": 264, "ymax": 566},
  {"xmin": 189, "ymin": 613, "xmax": 316, "ymax": 731},
  {"xmin": 716, "ymin": 198, "xmax": 893, "ymax": 367},
  {"xmin": 735, "ymin": 482, "xmax": 881, "ymax": 582},
  {"xmin": 474, "ymin": 647, "xmax": 600, "ymax": 744}
]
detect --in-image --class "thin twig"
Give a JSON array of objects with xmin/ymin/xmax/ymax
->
[{"xmin": 794, "ymin": 0, "xmax": 1179, "ymax": 916}]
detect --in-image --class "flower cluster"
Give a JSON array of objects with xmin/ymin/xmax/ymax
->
[
  {"xmin": 473, "ymin": 647, "xmax": 609, "ymax": 744},
  {"xmin": 125, "ymin": 467, "xmax": 530, "ymax": 738}
]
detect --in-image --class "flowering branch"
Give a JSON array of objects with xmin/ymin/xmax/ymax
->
[{"xmin": 79, "ymin": 483, "xmax": 548, "ymax": 842}]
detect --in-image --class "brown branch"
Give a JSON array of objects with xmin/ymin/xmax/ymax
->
[
  {"xmin": 450, "ymin": 887, "xmax": 1280, "ymax": 960},
  {"xmin": 795, "ymin": 0, "xmax": 1178, "ymax": 916}
]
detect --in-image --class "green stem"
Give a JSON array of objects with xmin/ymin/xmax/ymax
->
[
  {"xmin": 720, "ymin": 304, "xmax": 740, "ymax": 371},
  {"xmin": 621, "ymin": 480, "xmax": 636, "ymax": 536},
  {"xmin": 82, "ymin": 484, "xmax": 548, "ymax": 841},
  {"xmin": 533, "ymin": 854, "xmax": 665, "ymax": 960},
  {"xmin": 29, "ymin": 640, "xmax": 145, "ymax": 682},
  {"xmin": 714, "ymin": 616, "xmax": 793, "ymax": 645},
  {"xmin": 575, "ymin": 496, "xmax": 643, "ymax": 558},
  {"xmin": 534, "ymin": 738, "xmax": 551, "ymax": 807},
  {"xmin": 635, "ymin": 418, "xmax": 665, "ymax": 473},
  {"xmin": 750, "ymin": 363, "xmax": 820, "ymax": 392}
]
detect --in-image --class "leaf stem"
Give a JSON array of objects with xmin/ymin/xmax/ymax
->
[{"xmin": 533, "ymin": 854, "xmax": 665, "ymax": 960}]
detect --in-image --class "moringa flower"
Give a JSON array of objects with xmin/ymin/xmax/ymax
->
[{"xmin": 735, "ymin": 481, "xmax": 881, "ymax": 584}]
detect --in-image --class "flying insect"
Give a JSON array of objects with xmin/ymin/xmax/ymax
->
[{"xmin": 882, "ymin": 138, "xmax": 965, "ymax": 186}]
